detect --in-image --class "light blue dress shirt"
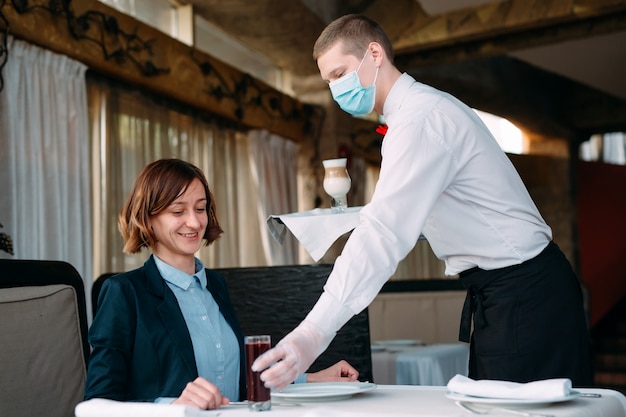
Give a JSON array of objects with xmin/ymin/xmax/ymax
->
[{"xmin": 154, "ymin": 255, "xmax": 240, "ymax": 402}]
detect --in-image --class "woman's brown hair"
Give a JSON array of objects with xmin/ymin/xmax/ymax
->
[{"xmin": 118, "ymin": 158, "xmax": 223, "ymax": 254}]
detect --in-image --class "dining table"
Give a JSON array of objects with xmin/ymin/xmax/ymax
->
[
  {"xmin": 372, "ymin": 342, "xmax": 470, "ymax": 385},
  {"xmin": 75, "ymin": 385, "xmax": 626, "ymax": 417}
]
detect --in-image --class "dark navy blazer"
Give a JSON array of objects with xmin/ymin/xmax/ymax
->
[{"xmin": 84, "ymin": 256, "xmax": 246, "ymax": 402}]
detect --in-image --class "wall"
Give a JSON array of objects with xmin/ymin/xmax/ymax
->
[
  {"xmin": 2, "ymin": 0, "xmax": 320, "ymax": 144},
  {"xmin": 369, "ymin": 291, "xmax": 466, "ymax": 343},
  {"xmin": 508, "ymin": 153, "xmax": 576, "ymax": 265},
  {"xmin": 510, "ymin": 156, "xmax": 626, "ymax": 327},
  {"xmin": 577, "ymin": 161, "xmax": 626, "ymax": 326}
]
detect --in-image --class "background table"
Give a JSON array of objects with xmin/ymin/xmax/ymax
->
[{"xmin": 372, "ymin": 343, "xmax": 469, "ymax": 385}]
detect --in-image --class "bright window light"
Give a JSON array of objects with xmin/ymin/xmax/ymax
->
[
  {"xmin": 473, "ymin": 109, "xmax": 523, "ymax": 154},
  {"xmin": 97, "ymin": 0, "xmax": 178, "ymax": 39},
  {"xmin": 580, "ymin": 132, "xmax": 626, "ymax": 164}
]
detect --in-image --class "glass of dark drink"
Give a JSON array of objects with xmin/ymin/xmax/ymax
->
[{"xmin": 244, "ymin": 335, "xmax": 271, "ymax": 411}]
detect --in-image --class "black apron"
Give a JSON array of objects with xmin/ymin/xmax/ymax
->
[{"xmin": 458, "ymin": 241, "xmax": 592, "ymax": 386}]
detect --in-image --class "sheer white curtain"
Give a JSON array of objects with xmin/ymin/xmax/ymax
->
[
  {"xmin": 199, "ymin": 126, "xmax": 268, "ymax": 268},
  {"xmin": 248, "ymin": 130, "xmax": 299, "ymax": 265},
  {"xmin": 0, "ymin": 37, "xmax": 93, "ymax": 305},
  {"xmin": 87, "ymin": 75, "xmax": 270, "ymax": 279}
]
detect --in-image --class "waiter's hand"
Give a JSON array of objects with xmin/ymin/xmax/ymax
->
[{"xmin": 251, "ymin": 320, "xmax": 334, "ymax": 391}]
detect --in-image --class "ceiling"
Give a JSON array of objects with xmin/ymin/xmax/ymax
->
[{"xmin": 182, "ymin": 0, "xmax": 626, "ymax": 140}]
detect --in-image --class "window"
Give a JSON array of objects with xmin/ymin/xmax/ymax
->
[
  {"xmin": 474, "ymin": 109, "xmax": 523, "ymax": 154},
  {"xmin": 98, "ymin": 0, "xmax": 182, "ymax": 41},
  {"xmin": 579, "ymin": 132, "xmax": 626, "ymax": 165}
]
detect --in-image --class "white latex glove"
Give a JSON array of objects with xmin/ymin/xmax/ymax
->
[{"xmin": 251, "ymin": 320, "xmax": 335, "ymax": 391}]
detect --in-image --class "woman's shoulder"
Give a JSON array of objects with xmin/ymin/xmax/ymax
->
[
  {"xmin": 108, "ymin": 265, "xmax": 145, "ymax": 279},
  {"xmin": 101, "ymin": 265, "xmax": 149, "ymax": 292}
]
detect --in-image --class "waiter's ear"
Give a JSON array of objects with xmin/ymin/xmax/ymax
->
[{"xmin": 367, "ymin": 41, "xmax": 384, "ymax": 65}]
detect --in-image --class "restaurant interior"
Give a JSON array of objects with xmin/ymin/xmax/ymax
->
[{"xmin": 1, "ymin": 0, "xmax": 626, "ymax": 416}]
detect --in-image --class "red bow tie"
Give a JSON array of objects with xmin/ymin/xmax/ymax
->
[{"xmin": 376, "ymin": 125, "xmax": 388, "ymax": 135}]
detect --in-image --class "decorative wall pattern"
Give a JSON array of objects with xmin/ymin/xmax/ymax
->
[{"xmin": 0, "ymin": 0, "xmax": 323, "ymax": 142}]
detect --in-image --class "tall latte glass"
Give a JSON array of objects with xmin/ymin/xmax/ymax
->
[
  {"xmin": 245, "ymin": 335, "xmax": 271, "ymax": 411},
  {"xmin": 323, "ymin": 158, "xmax": 351, "ymax": 213}
]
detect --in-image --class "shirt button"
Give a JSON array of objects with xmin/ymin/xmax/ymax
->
[
  {"xmin": 217, "ymin": 375, "xmax": 222, "ymax": 380},
  {"xmin": 216, "ymin": 343, "xmax": 221, "ymax": 348},
  {"xmin": 202, "ymin": 315, "xmax": 208, "ymax": 321}
]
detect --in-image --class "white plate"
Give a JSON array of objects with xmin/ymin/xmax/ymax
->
[
  {"xmin": 272, "ymin": 382, "xmax": 377, "ymax": 402},
  {"xmin": 446, "ymin": 391, "xmax": 580, "ymax": 406},
  {"xmin": 375, "ymin": 339, "xmax": 421, "ymax": 346}
]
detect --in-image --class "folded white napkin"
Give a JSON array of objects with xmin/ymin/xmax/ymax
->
[
  {"xmin": 266, "ymin": 207, "xmax": 363, "ymax": 261},
  {"xmin": 75, "ymin": 398, "xmax": 219, "ymax": 417},
  {"xmin": 447, "ymin": 374, "xmax": 573, "ymax": 400}
]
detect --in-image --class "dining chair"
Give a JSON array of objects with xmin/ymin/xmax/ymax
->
[
  {"xmin": 94, "ymin": 264, "xmax": 374, "ymax": 383},
  {"xmin": 0, "ymin": 259, "xmax": 90, "ymax": 417},
  {"xmin": 92, "ymin": 272, "xmax": 116, "ymax": 317},
  {"xmin": 216, "ymin": 264, "xmax": 374, "ymax": 383}
]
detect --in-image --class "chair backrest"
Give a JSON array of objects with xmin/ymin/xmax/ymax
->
[
  {"xmin": 216, "ymin": 264, "xmax": 373, "ymax": 382},
  {"xmin": 94, "ymin": 264, "xmax": 373, "ymax": 382},
  {"xmin": 0, "ymin": 259, "xmax": 89, "ymax": 417}
]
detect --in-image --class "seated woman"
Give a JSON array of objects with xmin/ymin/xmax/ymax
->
[{"xmin": 84, "ymin": 158, "xmax": 359, "ymax": 410}]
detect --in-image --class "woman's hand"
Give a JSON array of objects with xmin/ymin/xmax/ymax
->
[
  {"xmin": 306, "ymin": 360, "xmax": 359, "ymax": 383},
  {"xmin": 172, "ymin": 377, "xmax": 229, "ymax": 409}
]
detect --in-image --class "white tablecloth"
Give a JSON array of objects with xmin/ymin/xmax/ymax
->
[
  {"xmin": 372, "ymin": 343, "xmax": 469, "ymax": 385},
  {"xmin": 75, "ymin": 385, "xmax": 626, "ymax": 417}
]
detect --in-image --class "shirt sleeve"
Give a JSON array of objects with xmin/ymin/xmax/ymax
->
[
  {"xmin": 306, "ymin": 117, "xmax": 458, "ymax": 335},
  {"xmin": 154, "ymin": 397, "xmax": 176, "ymax": 403}
]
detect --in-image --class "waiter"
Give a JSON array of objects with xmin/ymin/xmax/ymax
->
[{"xmin": 253, "ymin": 14, "xmax": 592, "ymax": 389}]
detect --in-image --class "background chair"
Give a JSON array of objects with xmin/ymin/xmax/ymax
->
[
  {"xmin": 94, "ymin": 264, "xmax": 373, "ymax": 382},
  {"xmin": 0, "ymin": 259, "xmax": 89, "ymax": 417}
]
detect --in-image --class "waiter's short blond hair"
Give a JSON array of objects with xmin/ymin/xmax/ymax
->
[{"xmin": 313, "ymin": 14, "xmax": 394, "ymax": 63}]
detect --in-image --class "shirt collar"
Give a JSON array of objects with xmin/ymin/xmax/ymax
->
[
  {"xmin": 153, "ymin": 254, "xmax": 207, "ymax": 290},
  {"xmin": 382, "ymin": 72, "xmax": 415, "ymax": 119}
]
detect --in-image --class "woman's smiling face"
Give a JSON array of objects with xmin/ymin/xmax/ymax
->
[{"xmin": 148, "ymin": 178, "xmax": 208, "ymax": 271}]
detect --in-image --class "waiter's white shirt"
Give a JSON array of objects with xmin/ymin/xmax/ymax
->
[{"xmin": 307, "ymin": 73, "xmax": 552, "ymax": 335}]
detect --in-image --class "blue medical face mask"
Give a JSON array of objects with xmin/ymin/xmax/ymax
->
[{"xmin": 329, "ymin": 51, "xmax": 379, "ymax": 116}]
